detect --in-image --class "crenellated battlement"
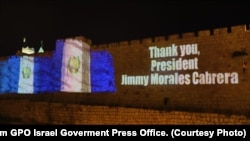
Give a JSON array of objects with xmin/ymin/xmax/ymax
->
[{"xmin": 92, "ymin": 24, "xmax": 250, "ymax": 48}]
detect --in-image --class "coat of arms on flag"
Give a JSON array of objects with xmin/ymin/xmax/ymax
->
[
  {"xmin": 22, "ymin": 65, "xmax": 31, "ymax": 79},
  {"xmin": 67, "ymin": 56, "xmax": 80, "ymax": 74}
]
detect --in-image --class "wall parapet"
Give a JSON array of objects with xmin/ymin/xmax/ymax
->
[{"xmin": 92, "ymin": 24, "xmax": 250, "ymax": 48}]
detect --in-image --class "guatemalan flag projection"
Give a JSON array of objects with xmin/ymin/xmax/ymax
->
[
  {"xmin": 59, "ymin": 38, "xmax": 116, "ymax": 93},
  {"xmin": 61, "ymin": 38, "xmax": 91, "ymax": 92},
  {"xmin": 0, "ymin": 37, "xmax": 116, "ymax": 94}
]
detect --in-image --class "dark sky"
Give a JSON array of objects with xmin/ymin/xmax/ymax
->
[{"xmin": 1, "ymin": 0, "xmax": 250, "ymax": 56}]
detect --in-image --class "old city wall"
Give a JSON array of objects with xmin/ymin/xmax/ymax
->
[
  {"xmin": 1, "ymin": 24, "xmax": 250, "ymax": 124},
  {"xmin": 0, "ymin": 99, "xmax": 250, "ymax": 124},
  {"xmin": 90, "ymin": 24, "xmax": 250, "ymax": 115}
]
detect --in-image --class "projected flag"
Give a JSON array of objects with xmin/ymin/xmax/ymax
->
[
  {"xmin": 0, "ymin": 37, "xmax": 116, "ymax": 94},
  {"xmin": 60, "ymin": 38, "xmax": 116, "ymax": 93},
  {"xmin": 61, "ymin": 38, "xmax": 91, "ymax": 92}
]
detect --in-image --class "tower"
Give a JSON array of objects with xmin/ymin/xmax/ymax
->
[
  {"xmin": 38, "ymin": 40, "xmax": 45, "ymax": 53},
  {"xmin": 21, "ymin": 37, "xmax": 35, "ymax": 55},
  {"xmin": 22, "ymin": 37, "xmax": 27, "ymax": 48}
]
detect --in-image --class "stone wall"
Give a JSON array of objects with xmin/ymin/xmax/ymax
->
[
  {"xmin": 1, "ymin": 24, "xmax": 250, "ymax": 124},
  {"xmin": 0, "ymin": 99, "xmax": 249, "ymax": 124},
  {"xmin": 91, "ymin": 24, "xmax": 250, "ymax": 116}
]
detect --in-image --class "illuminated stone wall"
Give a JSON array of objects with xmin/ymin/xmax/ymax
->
[
  {"xmin": 0, "ymin": 99, "xmax": 249, "ymax": 124},
  {"xmin": 0, "ymin": 24, "xmax": 250, "ymax": 124},
  {"xmin": 91, "ymin": 24, "xmax": 250, "ymax": 116}
]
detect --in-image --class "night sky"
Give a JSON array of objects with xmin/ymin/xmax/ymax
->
[{"xmin": 1, "ymin": 0, "xmax": 250, "ymax": 56}]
